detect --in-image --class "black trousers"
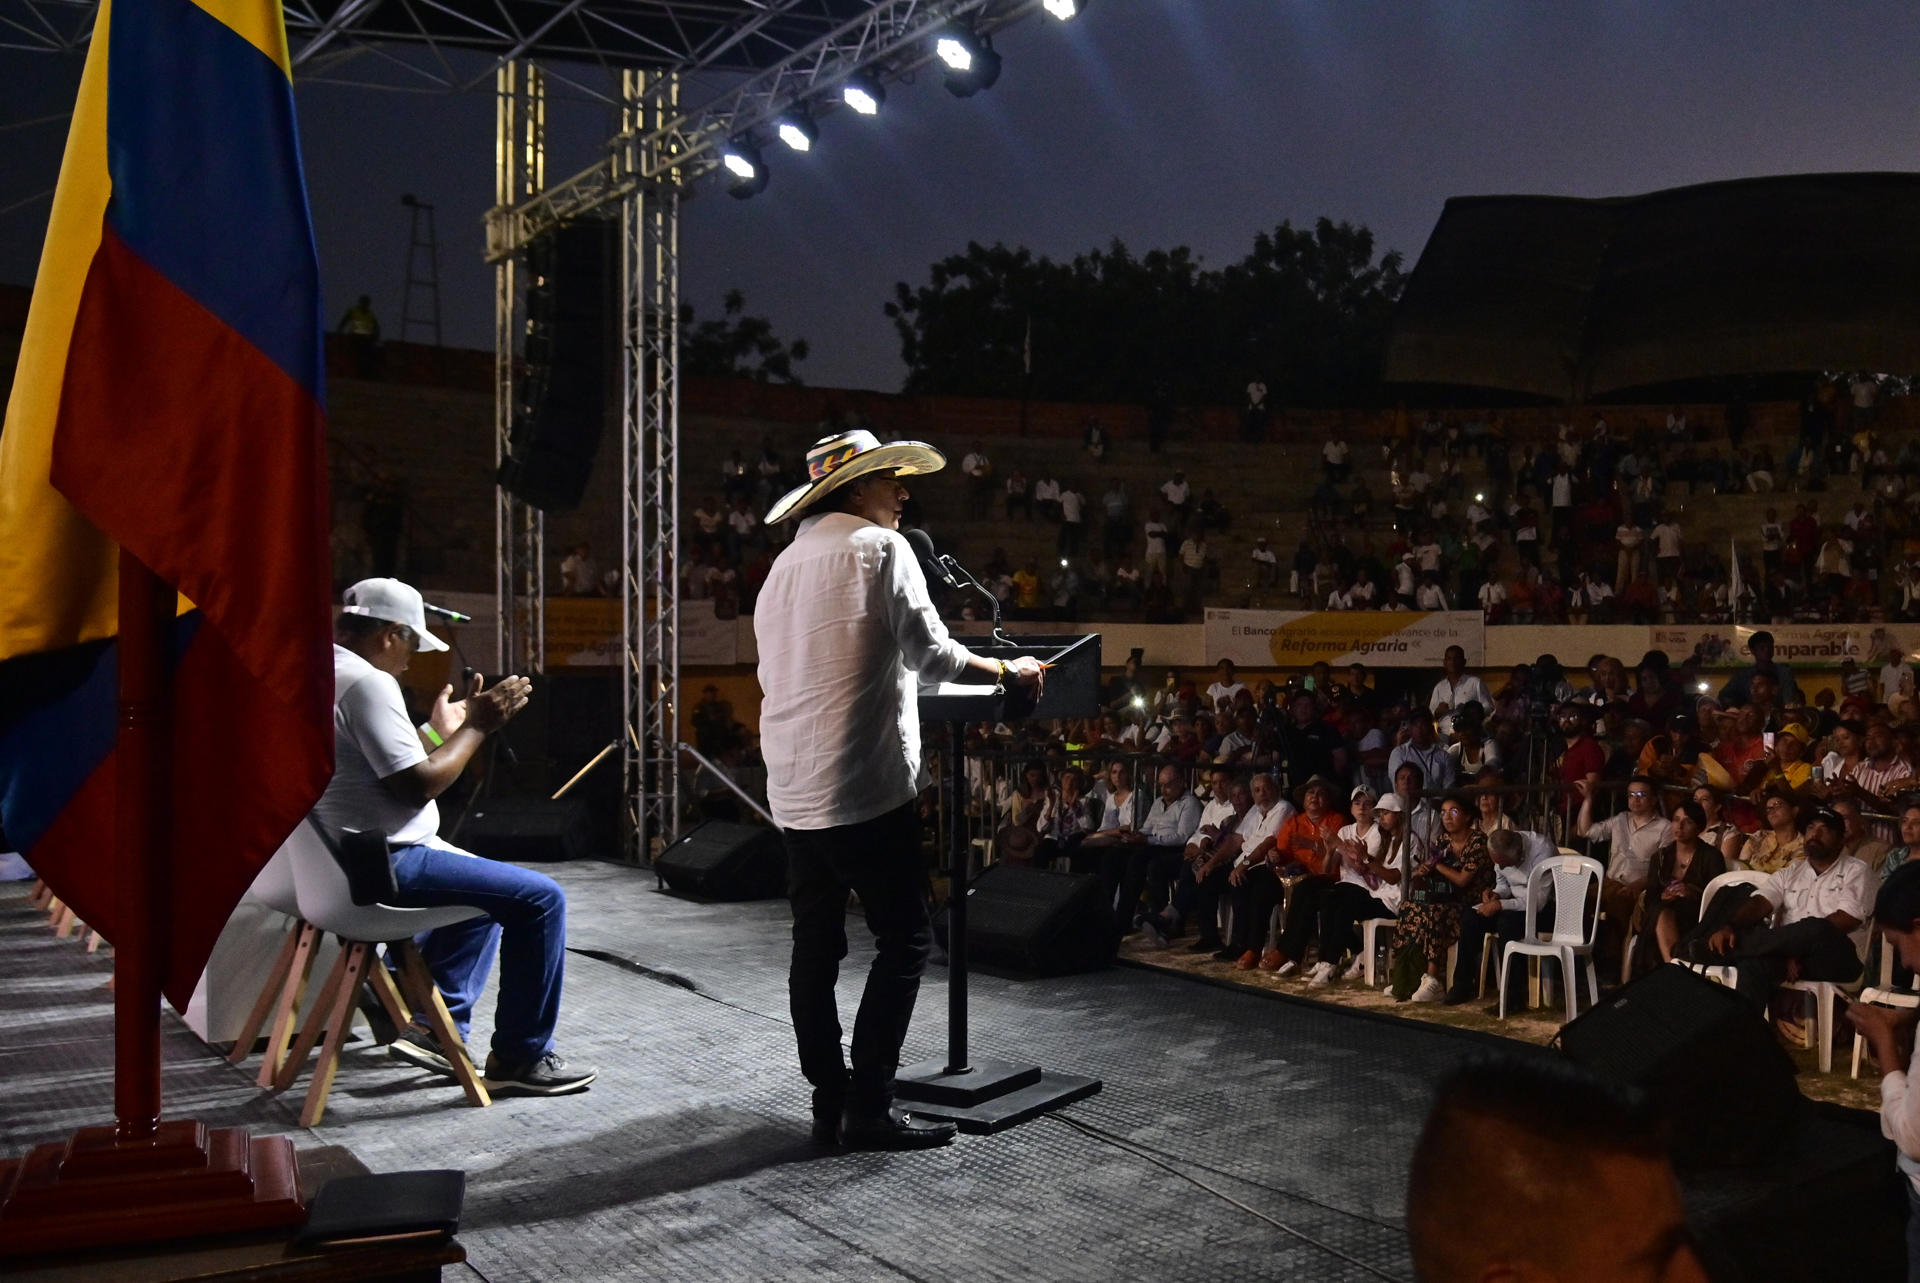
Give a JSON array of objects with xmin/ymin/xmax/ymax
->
[
  {"xmin": 1275, "ymin": 877, "xmax": 1338, "ymax": 962},
  {"xmin": 1172, "ymin": 859, "xmax": 1233, "ymax": 942},
  {"xmin": 1228, "ymin": 865, "xmax": 1284, "ymax": 953},
  {"xmin": 1317, "ymin": 882, "xmax": 1394, "ymax": 964},
  {"xmin": 784, "ymin": 802, "xmax": 932, "ymax": 1119},
  {"xmin": 1449, "ymin": 906, "xmax": 1527, "ymax": 998},
  {"xmin": 1094, "ymin": 843, "xmax": 1184, "ymax": 940},
  {"xmin": 1685, "ymin": 884, "xmax": 1865, "ymax": 1008}
]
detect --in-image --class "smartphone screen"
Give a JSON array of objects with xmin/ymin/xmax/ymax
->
[{"xmin": 1762, "ymin": 731, "xmax": 1775, "ymax": 751}]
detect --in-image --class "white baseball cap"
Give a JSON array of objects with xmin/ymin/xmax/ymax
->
[
  {"xmin": 1373, "ymin": 793, "xmax": 1407, "ymax": 814},
  {"xmin": 340, "ymin": 578, "xmax": 449, "ymax": 652}
]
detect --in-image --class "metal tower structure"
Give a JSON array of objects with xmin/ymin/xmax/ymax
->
[
  {"xmin": 398, "ymin": 193, "xmax": 443, "ymax": 347},
  {"xmin": 495, "ymin": 61, "xmax": 546, "ymax": 678}
]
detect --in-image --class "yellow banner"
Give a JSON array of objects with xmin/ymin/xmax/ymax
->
[{"xmin": 1204, "ymin": 609, "xmax": 1484, "ymax": 668}]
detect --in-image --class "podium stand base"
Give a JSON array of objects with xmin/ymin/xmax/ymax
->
[
  {"xmin": 894, "ymin": 1057, "xmax": 1041, "ymax": 1106},
  {"xmin": 0, "ymin": 1122, "xmax": 304, "ymax": 1258},
  {"xmin": 895, "ymin": 1067, "xmax": 1101, "ymax": 1135}
]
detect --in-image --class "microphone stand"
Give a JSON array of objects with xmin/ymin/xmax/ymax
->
[{"xmin": 940, "ymin": 554, "xmax": 1014, "ymax": 647}]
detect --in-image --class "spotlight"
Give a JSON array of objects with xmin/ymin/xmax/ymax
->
[
  {"xmin": 720, "ymin": 138, "xmax": 767, "ymax": 199},
  {"xmin": 842, "ymin": 73, "xmax": 885, "ymax": 117},
  {"xmin": 1043, "ymin": 0, "xmax": 1085, "ymax": 17},
  {"xmin": 775, "ymin": 111, "xmax": 816, "ymax": 153},
  {"xmin": 937, "ymin": 27, "xmax": 1001, "ymax": 97},
  {"xmin": 1060, "ymin": 558, "xmax": 1069, "ymax": 567}
]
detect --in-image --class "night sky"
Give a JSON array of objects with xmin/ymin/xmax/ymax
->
[{"xmin": 3, "ymin": 2, "xmax": 1919, "ymax": 392}]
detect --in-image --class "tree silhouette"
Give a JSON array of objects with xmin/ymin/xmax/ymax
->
[
  {"xmin": 886, "ymin": 218, "xmax": 1404, "ymax": 406},
  {"xmin": 681, "ymin": 289, "xmax": 811, "ymax": 384}
]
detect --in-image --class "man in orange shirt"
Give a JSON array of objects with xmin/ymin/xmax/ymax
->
[{"xmin": 1231, "ymin": 774, "xmax": 1345, "ymax": 973}]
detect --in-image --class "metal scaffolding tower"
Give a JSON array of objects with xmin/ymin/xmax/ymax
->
[
  {"xmin": 398, "ymin": 194, "xmax": 443, "ymax": 348},
  {"xmin": 494, "ymin": 61, "xmax": 546, "ymax": 678}
]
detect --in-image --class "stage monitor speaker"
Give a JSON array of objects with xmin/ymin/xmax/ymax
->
[
  {"xmin": 1556, "ymin": 963, "xmax": 1801, "ymax": 1169},
  {"xmin": 937, "ymin": 865, "xmax": 1110, "ymax": 976},
  {"xmin": 460, "ymin": 798, "xmax": 594, "ymax": 863},
  {"xmin": 498, "ymin": 220, "xmax": 614, "ymax": 512},
  {"xmin": 655, "ymin": 821, "xmax": 787, "ymax": 901}
]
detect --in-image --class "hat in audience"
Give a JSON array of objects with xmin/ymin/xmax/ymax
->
[
  {"xmin": 1777, "ymin": 723, "xmax": 1811, "ymax": 745},
  {"xmin": 1294, "ymin": 774, "xmax": 1336, "ymax": 807},
  {"xmin": 1350, "ymin": 783, "xmax": 1379, "ymax": 804},
  {"xmin": 764, "ymin": 429, "xmax": 945, "ymax": 524},
  {"xmin": 1374, "ymin": 793, "xmax": 1406, "ymax": 814}
]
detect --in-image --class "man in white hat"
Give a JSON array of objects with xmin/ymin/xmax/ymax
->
[
  {"xmin": 316, "ymin": 578, "xmax": 595, "ymax": 1096},
  {"xmin": 757, "ymin": 430, "xmax": 1046, "ymax": 1151}
]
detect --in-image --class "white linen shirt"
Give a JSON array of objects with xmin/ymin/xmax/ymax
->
[
  {"xmin": 1232, "ymin": 799, "xmax": 1293, "ymax": 867},
  {"xmin": 755, "ymin": 512, "xmax": 974, "ymax": 830},
  {"xmin": 1759, "ymin": 853, "xmax": 1877, "ymax": 958},
  {"xmin": 1580, "ymin": 811, "xmax": 1671, "ymax": 886},
  {"xmin": 1880, "ymin": 1037, "xmax": 1920, "ymax": 1194}
]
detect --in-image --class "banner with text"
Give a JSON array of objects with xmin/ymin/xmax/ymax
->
[
  {"xmin": 1650, "ymin": 622, "xmax": 1912, "ymax": 669},
  {"xmin": 1205, "ymin": 609, "xmax": 1484, "ymax": 668}
]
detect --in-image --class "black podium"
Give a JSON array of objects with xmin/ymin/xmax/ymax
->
[{"xmin": 894, "ymin": 634, "xmax": 1104, "ymax": 1133}]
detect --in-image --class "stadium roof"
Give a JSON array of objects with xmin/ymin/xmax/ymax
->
[{"xmin": 1383, "ymin": 171, "xmax": 1920, "ymax": 402}]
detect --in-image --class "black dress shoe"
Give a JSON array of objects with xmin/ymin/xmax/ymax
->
[
  {"xmin": 810, "ymin": 1114, "xmax": 842, "ymax": 1148},
  {"xmin": 1187, "ymin": 936, "xmax": 1224, "ymax": 954},
  {"xmin": 838, "ymin": 1107, "xmax": 958, "ymax": 1151}
]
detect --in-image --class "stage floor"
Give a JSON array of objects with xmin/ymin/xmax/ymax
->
[{"xmin": 0, "ymin": 862, "xmax": 1891, "ymax": 1281}]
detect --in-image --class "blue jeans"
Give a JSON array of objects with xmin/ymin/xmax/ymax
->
[{"xmin": 389, "ymin": 843, "xmax": 567, "ymax": 1066}]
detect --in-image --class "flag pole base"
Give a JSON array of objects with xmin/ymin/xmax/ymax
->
[{"xmin": 0, "ymin": 1120, "xmax": 303, "ymax": 1258}]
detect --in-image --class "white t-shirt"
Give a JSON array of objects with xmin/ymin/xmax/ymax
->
[
  {"xmin": 1207, "ymin": 679, "xmax": 1248, "ymax": 709},
  {"xmin": 1551, "ymin": 474, "xmax": 1573, "ymax": 508},
  {"xmin": 1161, "ymin": 478, "xmax": 1190, "ymax": 506},
  {"xmin": 1143, "ymin": 521, "xmax": 1169, "ymax": 557},
  {"xmin": 1059, "ymin": 490, "xmax": 1084, "ymax": 523},
  {"xmin": 1651, "ymin": 523, "xmax": 1683, "ymax": 558},
  {"xmin": 1881, "ymin": 662, "xmax": 1914, "ymax": 704},
  {"xmin": 1323, "ymin": 440, "xmax": 1350, "ymax": 464},
  {"xmin": 1034, "ymin": 479, "xmax": 1060, "ymax": 502},
  {"xmin": 1250, "ymin": 545, "xmax": 1277, "ymax": 566},
  {"xmin": 1336, "ymin": 820, "xmax": 1404, "ymax": 913},
  {"xmin": 315, "ymin": 645, "xmax": 437, "ymax": 846},
  {"xmin": 962, "ymin": 451, "xmax": 991, "ymax": 478}
]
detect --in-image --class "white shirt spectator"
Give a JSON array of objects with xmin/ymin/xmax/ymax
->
[
  {"xmin": 1881, "ymin": 660, "xmax": 1915, "ymax": 705},
  {"xmin": 1477, "ymin": 580, "xmax": 1507, "ymax": 614},
  {"xmin": 1193, "ymin": 794, "xmax": 1240, "ymax": 846},
  {"xmin": 1350, "ymin": 579, "xmax": 1377, "ymax": 607},
  {"xmin": 1160, "ymin": 477, "xmax": 1190, "ymax": 507},
  {"xmin": 961, "ymin": 450, "xmax": 991, "ymax": 478},
  {"xmin": 1143, "ymin": 520, "xmax": 1169, "ymax": 558},
  {"xmin": 1551, "ymin": 472, "xmax": 1573, "ymax": 509},
  {"xmin": 1322, "ymin": 439, "xmax": 1350, "ymax": 466},
  {"xmin": 1414, "ymin": 541, "xmax": 1442, "ymax": 573},
  {"xmin": 1616, "ymin": 524, "xmax": 1645, "ymax": 551},
  {"xmin": 1336, "ymin": 821, "xmax": 1405, "ymax": 914},
  {"xmin": 1431, "ymin": 673, "xmax": 1491, "ymax": 720},
  {"xmin": 1760, "ymin": 520, "xmax": 1784, "ymax": 551},
  {"xmin": 728, "ymin": 508, "xmax": 759, "ymax": 537},
  {"xmin": 755, "ymin": 512, "xmax": 973, "ymax": 829},
  {"xmin": 1407, "ymin": 469, "xmax": 1432, "ymax": 495},
  {"xmin": 1415, "ymin": 582, "xmax": 1449, "ymax": 611},
  {"xmin": 1207, "ymin": 678, "xmax": 1248, "ymax": 709},
  {"xmin": 1232, "ymin": 798, "xmax": 1295, "ymax": 867},
  {"xmin": 1393, "ymin": 560, "xmax": 1416, "ymax": 598},
  {"xmin": 1464, "ymin": 500, "xmax": 1491, "ymax": 528},
  {"xmin": 1579, "ymin": 811, "xmax": 1672, "ymax": 886},
  {"xmin": 1492, "ymin": 831, "xmax": 1558, "ymax": 912},
  {"xmin": 1251, "ymin": 544, "xmax": 1278, "ymax": 570},
  {"xmin": 1180, "ymin": 538, "xmax": 1208, "ymax": 571},
  {"xmin": 1389, "ymin": 740, "xmax": 1456, "ymax": 792},
  {"xmin": 1033, "ymin": 477, "xmax": 1060, "ymax": 504},
  {"xmin": 1651, "ymin": 522, "xmax": 1683, "ymax": 559},
  {"xmin": 1327, "ymin": 587, "xmax": 1353, "ymax": 611},
  {"xmin": 1758, "ymin": 852, "xmax": 1877, "ymax": 958},
  {"xmin": 1059, "ymin": 489, "xmax": 1084, "ymax": 523}
]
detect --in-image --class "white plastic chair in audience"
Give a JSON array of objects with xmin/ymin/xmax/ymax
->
[
  {"xmin": 224, "ymin": 837, "xmax": 323, "ymax": 1087},
  {"xmin": 1675, "ymin": 870, "xmax": 1773, "ymax": 988},
  {"xmin": 1853, "ymin": 927, "xmax": 1919, "ymax": 1077},
  {"xmin": 1500, "ymin": 855, "xmax": 1604, "ymax": 1023},
  {"xmin": 281, "ymin": 820, "xmax": 492, "ymax": 1125}
]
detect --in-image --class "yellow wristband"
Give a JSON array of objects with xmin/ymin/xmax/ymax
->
[{"xmin": 423, "ymin": 725, "xmax": 444, "ymax": 748}]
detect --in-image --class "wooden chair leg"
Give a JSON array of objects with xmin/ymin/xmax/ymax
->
[
  {"xmin": 300, "ymin": 944, "xmax": 371, "ymax": 1127},
  {"xmin": 228, "ymin": 923, "xmax": 302, "ymax": 1065},
  {"xmin": 364, "ymin": 948, "xmax": 413, "ymax": 1036},
  {"xmin": 85, "ymin": 928, "xmax": 102, "ymax": 954},
  {"xmin": 259, "ymin": 923, "xmax": 321, "ymax": 1090},
  {"xmin": 54, "ymin": 905, "xmax": 79, "ymax": 938},
  {"xmin": 274, "ymin": 941, "xmax": 352, "ymax": 1094},
  {"xmin": 393, "ymin": 941, "xmax": 490, "ymax": 1108},
  {"xmin": 29, "ymin": 880, "xmax": 50, "ymax": 910}
]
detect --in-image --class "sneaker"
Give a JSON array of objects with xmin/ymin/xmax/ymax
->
[
  {"xmin": 1342, "ymin": 958, "xmax": 1367, "ymax": 982},
  {"xmin": 1137, "ymin": 916, "xmax": 1168, "ymax": 948},
  {"xmin": 1410, "ymin": 975, "xmax": 1446, "ymax": 1004},
  {"xmin": 1306, "ymin": 961, "xmax": 1335, "ymax": 987},
  {"xmin": 1257, "ymin": 949, "xmax": 1287, "ymax": 973},
  {"xmin": 388, "ymin": 1026, "xmax": 457, "ymax": 1078},
  {"xmin": 1275, "ymin": 958, "xmax": 1298, "ymax": 977},
  {"xmin": 483, "ymin": 1050, "xmax": 596, "ymax": 1096}
]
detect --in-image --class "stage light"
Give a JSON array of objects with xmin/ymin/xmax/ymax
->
[
  {"xmin": 1698, "ymin": 681, "xmax": 1711, "ymax": 693},
  {"xmin": 937, "ymin": 27, "xmax": 1001, "ymax": 97},
  {"xmin": 720, "ymin": 138, "xmax": 767, "ymax": 199},
  {"xmin": 842, "ymin": 73, "xmax": 885, "ymax": 116},
  {"xmin": 1043, "ymin": 0, "xmax": 1085, "ymax": 18},
  {"xmin": 775, "ymin": 111, "xmax": 817, "ymax": 153}
]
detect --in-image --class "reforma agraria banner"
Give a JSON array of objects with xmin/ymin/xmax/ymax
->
[{"xmin": 1204, "ymin": 609, "xmax": 1485, "ymax": 668}]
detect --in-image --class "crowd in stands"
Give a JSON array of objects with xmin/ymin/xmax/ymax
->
[{"xmin": 953, "ymin": 634, "xmax": 1909, "ymax": 1021}]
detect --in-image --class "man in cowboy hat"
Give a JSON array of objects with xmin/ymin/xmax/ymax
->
[{"xmin": 756, "ymin": 430, "xmax": 1047, "ymax": 1151}]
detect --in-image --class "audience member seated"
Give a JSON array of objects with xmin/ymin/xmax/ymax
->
[
  {"xmin": 1256, "ymin": 776, "xmax": 1347, "ymax": 974},
  {"xmin": 1082, "ymin": 764, "xmax": 1200, "ymax": 946},
  {"xmin": 1573, "ymin": 773, "xmax": 1672, "ymax": 974},
  {"xmin": 1688, "ymin": 805, "xmax": 1873, "ymax": 1009},
  {"xmin": 1449, "ymin": 826, "xmax": 1554, "ymax": 1005},
  {"xmin": 1217, "ymin": 774, "xmax": 1295, "ymax": 963},
  {"xmin": 1628, "ymin": 799, "xmax": 1727, "ymax": 976},
  {"xmin": 1308, "ymin": 786, "xmax": 1407, "ymax": 984},
  {"xmin": 1740, "ymin": 787, "xmax": 1806, "ymax": 873},
  {"xmin": 1154, "ymin": 768, "xmax": 1253, "ymax": 953},
  {"xmin": 1396, "ymin": 795, "xmax": 1493, "ymax": 1003}
]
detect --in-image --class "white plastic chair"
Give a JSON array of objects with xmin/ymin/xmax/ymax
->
[
  {"xmin": 1500, "ymin": 855, "xmax": 1604, "ymax": 1023},
  {"xmin": 1675, "ymin": 870, "xmax": 1773, "ymax": 988},
  {"xmin": 278, "ymin": 820, "xmax": 492, "ymax": 1125},
  {"xmin": 1853, "ymin": 928, "xmax": 1919, "ymax": 1077},
  {"xmin": 224, "ymin": 838, "xmax": 325, "ymax": 1088}
]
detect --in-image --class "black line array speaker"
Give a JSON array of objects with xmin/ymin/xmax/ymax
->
[
  {"xmin": 936, "ymin": 865, "xmax": 1111, "ymax": 976},
  {"xmin": 460, "ymin": 797, "xmax": 594, "ymax": 863},
  {"xmin": 1556, "ymin": 962, "xmax": 1801, "ymax": 1169},
  {"xmin": 498, "ymin": 220, "xmax": 614, "ymax": 512},
  {"xmin": 655, "ymin": 821, "xmax": 787, "ymax": 901}
]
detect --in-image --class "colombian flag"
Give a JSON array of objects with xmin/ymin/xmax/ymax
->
[{"xmin": 0, "ymin": 0, "xmax": 333, "ymax": 1009}]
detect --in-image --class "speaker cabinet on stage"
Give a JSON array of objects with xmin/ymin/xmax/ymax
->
[
  {"xmin": 1557, "ymin": 963, "xmax": 1800, "ymax": 1169},
  {"xmin": 460, "ymin": 797, "xmax": 595, "ymax": 863},
  {"xmin": 498, "ymin": 220, "xmax": 614, "ymax": 512},
  {"xmin": 934, "ymin": 865, "xmax": 1110, "ymax": 977},
  {"xmin": 655, "ymin": 821, "xmax": 787, "ymax": 901}
]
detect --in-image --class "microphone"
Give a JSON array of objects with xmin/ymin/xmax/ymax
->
[
  {"xmin": 904, "ymin": 528, "xmax": 960, "ymax": 590},
  {"xmin": 423, "ymin": 602, "xmax": 473, "ymax": 622}
]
